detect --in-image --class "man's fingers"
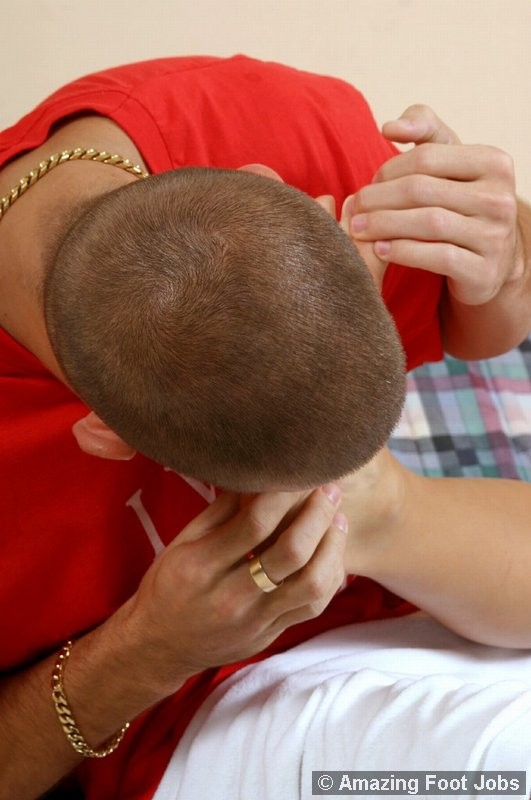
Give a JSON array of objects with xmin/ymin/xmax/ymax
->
[
  {"xmin": 208, "ymin": 486, "xmax": 340, "ymax": 567},
  {"xmin": 372, "ymin": 144, "xmax": 514, "ymax": 185},
  {"xmin": 382, "ymin": 104, "xmax": 461, "ymax": 146},
  {"xmin": 352, "ymin": 175, "xmax": 502, "ymax": 218},
  {"xmin": 267, "ymin": 513, "xmax": 348, "ymax": 627},
  {"xmin": 367, "ymin": 238, "xmax": 495, "ymax": 305},
  {"xmin": 256, "ymin": 485, "xmax": 343, "ymax": 584},
  {"xmin": 167, "ymin": 490, "xmax": 240, "ymax": 546},
  {"xmin": 350, "ymin": 207, "xmax": 482, "ymax": 253}
]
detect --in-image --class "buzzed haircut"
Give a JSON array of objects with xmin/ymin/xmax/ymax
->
[{"xmin": 43, "ymin": 167, "xmax": 406, "ymax": 491}]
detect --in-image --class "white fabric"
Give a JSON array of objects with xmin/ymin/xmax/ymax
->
[{"xmin": 154, "ymin": 613, "xmax": 531, "ymax": 800}]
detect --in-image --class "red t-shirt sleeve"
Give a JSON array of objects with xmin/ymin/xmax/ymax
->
[{"xmin": 1, "ymin": 55, "xmax": 442, "ymax": 369}]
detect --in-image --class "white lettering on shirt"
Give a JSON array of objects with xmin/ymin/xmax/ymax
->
[
  {"xmin": 125, "ymin": 473, "xmax": 215, "ymax": 555},
  {"xmin": 125, "ymin": 488, "xmax": 166, "ymax": 555}
]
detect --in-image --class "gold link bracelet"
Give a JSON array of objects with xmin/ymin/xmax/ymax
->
[{"xmin": 51, "ymin": 640, "xmax": 130, "ymax": 758}]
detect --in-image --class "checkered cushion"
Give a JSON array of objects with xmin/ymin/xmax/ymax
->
[{"xmin": 389, "ymin": 337, "xmax": 531, "ymax": 480}]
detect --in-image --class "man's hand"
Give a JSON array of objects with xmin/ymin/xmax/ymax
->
[
  {"xmin": 346, "ymin": 104, "xmax": 523, "ymax": 306},
  {"xmin": 124, "ymin": 485, "xmax": 347, "ymax": 691}
]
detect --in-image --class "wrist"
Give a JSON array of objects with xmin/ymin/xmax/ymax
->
[
  {"xmin": 61, "ymin": 599, "xmax": 190, "ymax": 748},
  {"xmin": 115, "ymin": 593, "xmax": 197, "ymax": 697},
  {"xmin": 342, "ymin": 449, "xmax": 411, "ymax": 577}
]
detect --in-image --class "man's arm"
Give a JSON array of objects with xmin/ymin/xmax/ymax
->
[
  {"xmin": 0, "ymin": 603, "xmax": 174, "ymax": 800},
  {"xmin": 346, "ymin": 105, "xmax": 531, "ymax": 358},
  {"xmin": 440, "ymin": 198, "xmax": 531, "ymax": 358},
  {"xmin": 340, "ymin": 449, "xmax": 531, "ymax": 648},
  {"xmin": 0, "ymin": 486, "xmax": 345, "ymax": 799}
]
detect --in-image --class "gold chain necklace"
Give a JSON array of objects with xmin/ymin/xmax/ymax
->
[{"xmin": 0, "ymin": 147, "xmax": 150, "ymax": 222}]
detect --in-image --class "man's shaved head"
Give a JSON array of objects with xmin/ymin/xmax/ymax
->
[{"xmin": 44, "ymin": 167, "xmax": 405, "ymax": 491}]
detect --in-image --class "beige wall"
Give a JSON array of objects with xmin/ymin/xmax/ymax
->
[{"xmin": 2, "ymin": 0, "xmax": 530, "ymax": 199}]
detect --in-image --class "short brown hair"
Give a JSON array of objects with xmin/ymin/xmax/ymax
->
[{"xmin": 44, "ymin": 168, "xmax": 405, "ymax": 491}]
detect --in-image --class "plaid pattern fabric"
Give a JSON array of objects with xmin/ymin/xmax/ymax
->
[{"xmin": 389, "ymin": 336, "xmax": 531, "ymax": 481}]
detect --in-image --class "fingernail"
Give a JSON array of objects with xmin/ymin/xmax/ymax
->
[
  {"xmin": 350, "ymin": 214, "xmax": 367, "ymax": 234},
  {"xmin": 334, "ymin": 512, "xmax": 348, "ymax": 533},
  {"xmin": 323, "ymin": 483, "xmax": 341, "ymax": 505},
  {"xmin": 374, "ymin": 240, "xmax": 391, "ymax": 257},
  {"xmin": 342, "ymin": 194, "xmax": 356, "ymax": 215}
]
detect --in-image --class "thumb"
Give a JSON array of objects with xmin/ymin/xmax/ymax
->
[{"xmin": 382, "ymin": 104, "xmax": 461, "ymax": 146}]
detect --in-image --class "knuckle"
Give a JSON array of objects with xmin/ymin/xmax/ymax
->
[
  {"xmin": 428, "ymin": 207, "xmax": 448, "ymax": 237},
  {"xmin": 216, "ymin": 591, "xmax": 239, "ymax": 621},
  {"xmin": 184, "ymin": 557, "xmax": 207, "ymax": 589},
  {"xmin": 279, "ymin": 532, "xmax": 308, "ymax": 569},
  {"xmin": 441, "ymin": 244, "xmax": 461, "ymax": 274},
  {"xmin": 493, "ymin": 150, "xmax": 515, "ymax": 181},
  {"xmin": 407, "ymin": 103, "xmax": 434, "ymax": 119},
  {"xmin": 306, "ymin": 600, "xmax": 326, "ymax": 619},
  {"xmin": 491, "ymin": 190, "xmax": 517, "ymax": 222},
  {"xmin": 174, "ymin": 545, "xmax": 208, "ymax": 588},
  {"xmin": 303, "ymin": 569, "xmax": 328, "ymax": 601}
]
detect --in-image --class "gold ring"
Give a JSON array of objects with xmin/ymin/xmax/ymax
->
[{"xmin": 248, "ymin": 555, "xmax": 283, "ymax": 593}]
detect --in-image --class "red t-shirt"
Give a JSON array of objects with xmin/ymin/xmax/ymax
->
[{"xmin": 0, "ymin": 56, "xmax": 442, "ymax": 799}]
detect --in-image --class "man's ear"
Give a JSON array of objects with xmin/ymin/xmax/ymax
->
[
  {"xmin": 72, "ymin": 411, "xmax": 136, "ymax": 460},
  {"xmin": 238, "ymin": 163, "xmax": 284, "ymax": 182}
]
